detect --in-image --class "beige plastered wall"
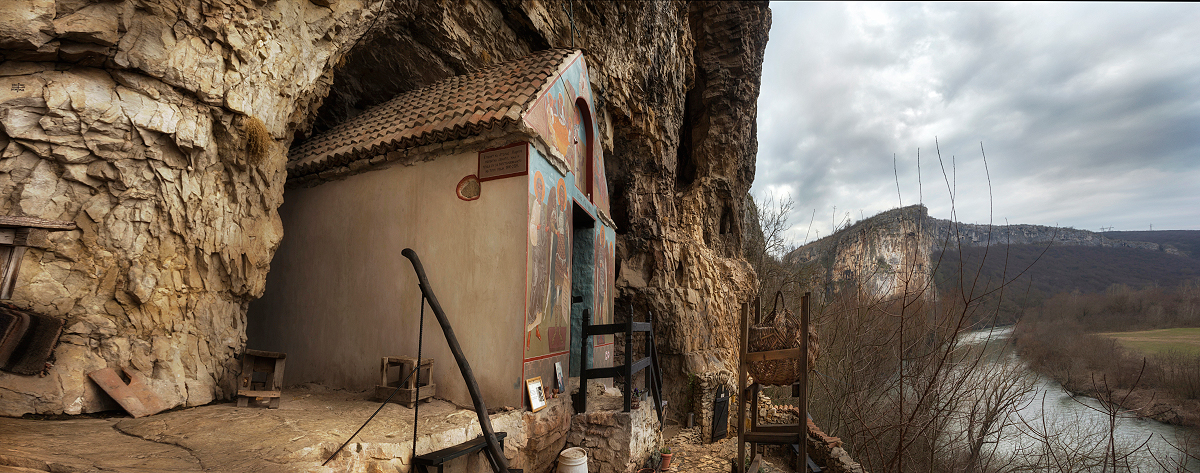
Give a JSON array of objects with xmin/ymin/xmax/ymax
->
[{"xmin": 247, "ymin": 145, "xmax": 528, "ymax": 408}]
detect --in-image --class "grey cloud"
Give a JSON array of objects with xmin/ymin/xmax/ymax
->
[{"xmin": 754, "ymin": 2, "xmax": 1200, "ymax": 241}]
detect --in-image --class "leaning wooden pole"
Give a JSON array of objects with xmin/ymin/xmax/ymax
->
[
  {"xmin": 402, "ymin": 249, "xmax": 508, "ymax": 473},
  {"xmin": 737, "ymin": 301, "xmax": 749, "ymax": 473},
  {"xmin": 800, "ymin": 292, "xmax": 810, "ymax": 473}
]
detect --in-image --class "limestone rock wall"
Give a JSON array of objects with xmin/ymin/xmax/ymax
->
[
  {"xmin": 787, "ymin": 205, "xmax": 934, "ymax": 300},
  {"xmin": 0, "ymin": 0, "xmax": 381, "ymax": 415},
  {"xmin": 0, "ymin": 0, "xmax": 770, "ymax": 418}
]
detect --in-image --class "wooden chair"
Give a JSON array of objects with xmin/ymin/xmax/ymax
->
[{"xmin": 237, "ymin": 349, "xmax": 286, "ymax": 408}]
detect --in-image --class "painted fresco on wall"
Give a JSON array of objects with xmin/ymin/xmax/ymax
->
[
  {"xmin": 523, "ymin": 54, "xmax": 610, "ymax": 217},
  {"xmin": 592, "ymin": 227, "xmax": 616, "ymax": 347},
  {"xmin": 570, "ymin": 101, "xmax": 588, "ymax": 193},
  {"xmin": 526, "ymin": 167, "xmax": 571, "ymax": 359}
]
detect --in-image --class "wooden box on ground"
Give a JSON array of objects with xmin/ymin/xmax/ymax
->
[
  {"xmin": 373, "ymin": 356, "xmax": 435, "ymax": 407},
  {"xmin": 238, "ymin": 349, "xmax": 286, "ymax": 408}
]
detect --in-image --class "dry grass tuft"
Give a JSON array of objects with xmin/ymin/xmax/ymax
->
[{"xmin": 244, "ymin": 115, "xmax": 271, "ymax": 165}]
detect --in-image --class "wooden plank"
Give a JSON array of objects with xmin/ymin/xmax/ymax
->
[
  {"xmin": 244, "ymin": 349, "xmax": 285, "ymax": 359},
  {"xmin": 236, "ymin": 389, "xmax": 283, "ymax": 398},
  {"xmin": 88, "ymin": 367, "xmax": 167, "ymax": 418},
  {"xmin": 582, "ymin": 322, "xmax": 624, "ymax": 336},
  {"xmin": 630, "ymin": 356, "xmax": 650, "ymax": 374},
  {"xmin": 743, "ymin": 347, "xmax": 802, "ymax": 363},
  {"xmin": 0, "ymin": 215, "xmax": 76, "ymax": 231},
  {"xmin": 799, "ymin": 292, "xmax": 811, "ymax": 473},
  {"xmin": 750, "ymin": 383, "xmax": 760, "ymax": 456},
  {"xmin": 737, "ymin": 302, "xmax": 748, "ymax": 473},
  {"xmin": 413, "ymin": 432, "xmax": 507, "ymax": 466},
  {"xmin": 583, "ymin": 366, "xmax": 621, "ymax": 379},
  {"xmin": 373, "ymin": 384, "xmax": 437, "ymax": 406},
  {"xmin": 747, "ymin": 454, "xmax": 762, "ymax": 473},
  {"xmin": 0, "ymin": 245, "xmax": 26, "ymax": 300},
  {"xmin": 744, "ymin": 432, "xmax": 802, "ymax": 444},
  {"xmin": 754, "ymin": 423, "xmax": 803, "ymax": 433}
]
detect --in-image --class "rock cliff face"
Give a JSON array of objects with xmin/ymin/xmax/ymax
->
[
  {"xmin": 787, "ymin": 205, "xmax": 934, "ymax": 300},
  {"xmin": 0, "ymin": 0, "xmax": 768, "ymax": 418}
]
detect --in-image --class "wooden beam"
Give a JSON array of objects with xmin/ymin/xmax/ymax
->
[
  {"xmin": 737, "ymin": 301, "xmax": 748, "ymax": 473},
  {"xmin": 799, "ymin": 293, "xmax": 810, "ymax": 473},
  {"xmin": 742, "ymin": 347, "xmax": 802, "ymax": 363},
  {"xmin": 744, "ymin": 432, "xmax": 802, "ymax": 444}
]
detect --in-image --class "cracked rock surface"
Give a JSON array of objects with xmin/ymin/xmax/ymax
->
[{"xmin": 0, "ymin": 0, "xmax": 381, "ymax": 416}]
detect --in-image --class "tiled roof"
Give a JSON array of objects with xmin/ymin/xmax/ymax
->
[{"xmin": 289, "ymin": 49, "xmax": 578, "ymax": 176}]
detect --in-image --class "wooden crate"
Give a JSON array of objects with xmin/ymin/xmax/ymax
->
[{"xmin": 373, "ymin": 356, "xmax": 436, "ymax": 407}]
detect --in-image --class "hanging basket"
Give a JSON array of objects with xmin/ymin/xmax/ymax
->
[{"xmin": 746, "ymin": 291, "xmax": 818, "ymax": 386}]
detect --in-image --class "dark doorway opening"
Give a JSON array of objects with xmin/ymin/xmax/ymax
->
[{"xmin": 569, "ymin": 203, "xmax": 596, "ymax": 377}]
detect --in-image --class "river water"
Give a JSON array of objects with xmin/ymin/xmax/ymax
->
[{"xmin": 960, "ymin": 326, "xmax": 1200, "ymax": 472}]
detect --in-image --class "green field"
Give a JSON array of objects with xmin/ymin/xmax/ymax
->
[{"xmin": 1099, "ymin": 327, "xmax": 1200, "ymax": 356}]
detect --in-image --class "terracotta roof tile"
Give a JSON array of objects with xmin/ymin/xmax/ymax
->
[{"xmin": 289, "ymin": 49, "xmax": 577, "ymax": 176}]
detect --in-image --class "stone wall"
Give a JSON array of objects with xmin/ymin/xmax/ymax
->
[
  {"xmin": 566, "ymin": 401, "xmax": 662, "ymax": 473},
  {"xmin": 694, "ymin": 369, "xmax": 734, "ymax": 444}
]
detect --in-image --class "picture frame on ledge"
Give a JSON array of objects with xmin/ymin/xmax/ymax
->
[
  {"xmin": 526, "ymin": 376, "xmax": 547, "ymax": 412},
  {"xmin": 554, "ymin": 362, "xmax": 566, "ymax": 393}
]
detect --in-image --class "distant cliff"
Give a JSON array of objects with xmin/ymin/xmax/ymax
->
[
  {"xmin": 786, "ymin": 205, "xmax": 934, "ymax": 299},
  {"xmin": 930, "ymin": 219, "xmax": 1184, "ymax": 256},
  {"xmin": 785, "ymin": 206, "xmax": 1188, "ymax": 301}
]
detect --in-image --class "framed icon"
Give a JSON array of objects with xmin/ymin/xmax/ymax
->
[
  {"xmin": 526, "ymin": 376, "xmax": 547, "ymax": 412},
  {"xmin": 554, "ymin": 362, "xmax": 566, "ymax": 393}
]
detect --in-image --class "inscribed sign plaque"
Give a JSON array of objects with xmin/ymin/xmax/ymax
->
[{"xmin": 478, "ymin": 143, "xmax": 527, "ymax": 181}]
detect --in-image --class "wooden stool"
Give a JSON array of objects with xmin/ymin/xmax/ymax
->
[
  {"xmin": 373, "ymin": 356, "xmax": 435, "ymax": 407},
  {"xmin": 237, "ymin": 349, "xmax": 286, "ymax": 408}
]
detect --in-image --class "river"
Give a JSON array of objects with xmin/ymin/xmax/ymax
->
[{"xmin": 960, "ymin": 326, "xmax": 1200, "ymax": 472}]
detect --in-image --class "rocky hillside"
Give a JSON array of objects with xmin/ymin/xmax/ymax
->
[
  {"xmin": 931, "ymin": 219, "xmax": 1184, "ymax": 255},
  {"xmin": 786, "ymin": 205, "xmax": 934, "ymax": 300},
  {"xmin": 0, "ymin": 0, "xmax": 768, "ymax": 416}
]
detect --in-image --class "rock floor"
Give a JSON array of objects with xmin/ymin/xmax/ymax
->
[
  {"xmin": 0, "ymin": 384, "xmax": 801, "ymax": 473},
  {"xmin": 0, "ymin": 384, "xmax": 511, "ymax": 473}
]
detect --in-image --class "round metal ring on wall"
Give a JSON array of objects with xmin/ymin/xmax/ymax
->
[{"xmin": 457, "ymin": 175, "xmax": 481, "ymax": 201}]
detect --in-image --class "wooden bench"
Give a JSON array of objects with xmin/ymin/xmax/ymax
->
[{"xmin": 412, "ymin": 432, "xmax": 507, "ymax": 473}]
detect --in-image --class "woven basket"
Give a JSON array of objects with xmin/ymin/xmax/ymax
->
[{"xmin": 747, "ymin": 292, "xmax": 818, "ymax": 386}]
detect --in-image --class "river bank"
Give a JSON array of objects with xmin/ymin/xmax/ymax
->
[
  {"xmin": 963, "ymin": 327, "xmax": 1200, "ymax": 471},
  {"xmin": 1013, "ymin": 320, "xmax": 1200, "ymax": 430},
  {"xmin": 1055, "ymin": 374, "xmax": 1200, "ymax": 428}
]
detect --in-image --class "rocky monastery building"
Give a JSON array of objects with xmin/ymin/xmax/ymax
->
[
  {"xmin": 0, "ymin": 0, "xmax": 768, "ymax": 432},
  {"xmin": 247, "ymin": 49, "xmax": 618, "ymax": 410}
]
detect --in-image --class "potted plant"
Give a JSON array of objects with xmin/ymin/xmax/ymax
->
[{"xmin": 659, "ymin": 447, "xmax": 673, "ymax": 471}]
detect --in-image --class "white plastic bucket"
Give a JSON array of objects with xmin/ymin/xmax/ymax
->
[{"xmin": 557, "ymin": 447, "xmax": 588, "ymax": 473}]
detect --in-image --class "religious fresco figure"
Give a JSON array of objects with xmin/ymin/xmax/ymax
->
[
  {"xmin": 527, "ymin": 172, "xmax": 550, "ymax": 347},
  {"xmin": 526, "ymin": 172, "xmax": 570, "ymax": 352}
]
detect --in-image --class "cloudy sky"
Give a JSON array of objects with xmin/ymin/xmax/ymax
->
[{"xmin": 753, "ymin": 2, "xmax": 1200, "ymax": 245}]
